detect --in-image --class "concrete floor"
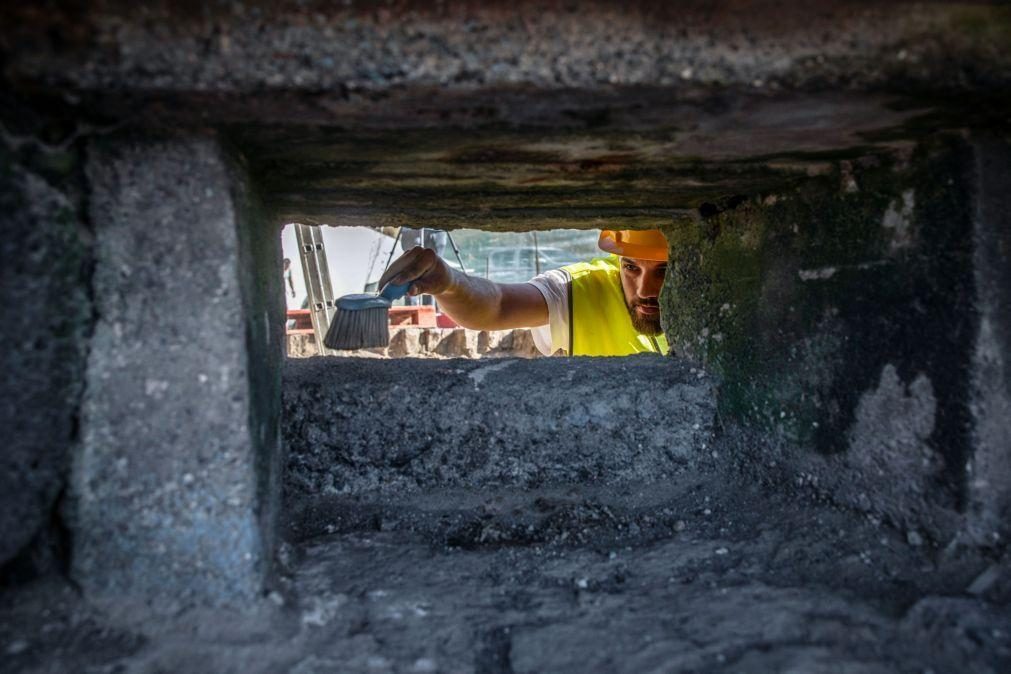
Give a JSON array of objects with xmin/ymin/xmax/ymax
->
[
  {"xmin": 2, "ymin": 358, "xmax": 1008, "ymax": 673},
  {"xmin": 2, "ymin": 470, "xmax": 1008, "ymax": 673}
]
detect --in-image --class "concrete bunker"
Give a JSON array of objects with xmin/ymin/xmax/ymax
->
[{"xmin": 1, "ymin": 2, "xmax": 1010, "ymax": 671}]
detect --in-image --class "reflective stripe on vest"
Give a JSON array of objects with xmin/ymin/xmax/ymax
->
[{"xmin": 562, "ymin": 255, "xmax": 669, "ymax": 357}]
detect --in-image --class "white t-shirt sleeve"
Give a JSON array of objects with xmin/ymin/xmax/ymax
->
[{"xmin": 526, "ymin": 268, "xmax": 571, "ymax": 356}]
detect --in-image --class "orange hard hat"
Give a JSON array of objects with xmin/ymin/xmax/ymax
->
[{"xmin": 598, "ymin": 229, "xmax": 668, "ymax": 261}]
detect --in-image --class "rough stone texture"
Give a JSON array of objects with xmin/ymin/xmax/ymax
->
[
  {"xmin": 661, "ymin": 137, "xmax": 980, "ymax": 538},
  {"xmin": 3, "ymin": 468, "xmax": 1008, "ymax": 673},
  {"xmin": 68, "ymin": 133, "xmax": 283, "ymax": 606},
  {"xmin": 968, "ymin": 135, "xmax": 1011, "ymax": 545},
  {"xmin": 0, "ymin": 0, "xmax": 1005, "ymax": 644},
  {"xmin": 2, "ymin": 2, "xmax": 1009, "ymax": 230},
  {"xmin": 3, "ymin": 1, "xmax": 1010, "ymax": 107},
  {"xmin": 283, "ymin": 356, "xmax": 716, "ymax": 500},
  {"xmin": 237, "ymin": 100, "xmax": 917, "ymax": 229},
  {"xmin": 0, "ymin": 141, "xmax": 91, "ymax": 567}
]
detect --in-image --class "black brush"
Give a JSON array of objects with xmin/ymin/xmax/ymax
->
[{"xmin": 323, "ymin": 282, "xmax": 412, "ymax": 350}]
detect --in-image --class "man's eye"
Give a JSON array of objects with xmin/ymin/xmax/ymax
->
[{"xmin": 624, "ymin": 264, "xmax": 638, "ymax": 272}]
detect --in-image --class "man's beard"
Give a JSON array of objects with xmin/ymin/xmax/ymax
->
[{"xmin": 626, "ymin": 300, "xmax": 663, "ymax": 336}]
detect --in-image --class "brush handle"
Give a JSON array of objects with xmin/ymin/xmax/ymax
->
[{"xmin": 379, "ymin": 282, "xmax": 412, "ymax": 301}]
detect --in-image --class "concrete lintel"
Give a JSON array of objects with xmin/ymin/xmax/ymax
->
[{"xmin": 3, "ymin": 1, "xmax": 1010, "ymax": 105}]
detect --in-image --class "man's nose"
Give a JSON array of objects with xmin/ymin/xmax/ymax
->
[{"xmin": 637, "ymin": 272, "xmax": 662, "ymax": 300}]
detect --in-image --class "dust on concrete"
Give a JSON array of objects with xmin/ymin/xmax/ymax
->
[
  {"xmin": 2, "ymin": 353, "xmax": 1010, "ymax": 672},
  {"xmin": 3, "ymin": 457, "xmax": 1009, "ymax": 673}
]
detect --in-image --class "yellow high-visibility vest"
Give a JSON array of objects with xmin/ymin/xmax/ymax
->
[{"xmin": 562, "ymin": 255, "xmax": 669, "ymax": 357}]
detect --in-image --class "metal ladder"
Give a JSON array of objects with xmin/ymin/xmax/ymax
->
[{"xmin": 294, "ymin": 224, "xmax": 337, "ymax": 356}]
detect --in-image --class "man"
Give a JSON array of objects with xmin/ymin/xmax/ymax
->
[
  {"xmin": 377, "ymin": 229, "xmax": 669, "ymax": 357},
  {"xmin": 283, "ymin": 258, "xmax": 296, "ymax": 299}
]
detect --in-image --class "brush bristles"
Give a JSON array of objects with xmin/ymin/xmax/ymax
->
[{"xmin": 323, "ymin": 306, "xmax": 390, "ymax": 350}]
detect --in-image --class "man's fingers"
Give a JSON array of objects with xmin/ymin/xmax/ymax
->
[
  {"xmin": 377, "ymin": 245, "xmax": 453, "ymax": 298},
  {"xmin": 378, "ymin": 247, "xmax": 426, "ymax": 288}
]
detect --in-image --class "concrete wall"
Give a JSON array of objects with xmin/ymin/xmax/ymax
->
[
  {"xmin": 661, "ymin": 136, "xmax": 1008, "ymax": 542},
  {"xmin": 67, "ymin": 133, "xmax": 283, "ymax": 606},
  {"xmin": 968, "ymin": 135, "xmax": 1011, "ymax": 544},
  {"xmin": 0, "ymin": 135, "xmax": 91, "ymax": 573}
]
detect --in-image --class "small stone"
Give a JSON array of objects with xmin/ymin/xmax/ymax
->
[
  {"xmin": 575, "ymin": 577, "xmax": 589, "ymax": 589},
  {"xmin": 267, "ymin": 590, "xmax": 285, "ymax": 606},
  {"xmin": 412, "ymin": 659, "xmax": 438, "ymax": 673},
  {"xmin": 674, "ymin": 520, "xmax": 686, "ymax": 532},
  {"xmin": 6, "ymin": 640, "xmax": 28, "ymax": 655},
  {"xmin": 715, "ymin": 547, "xmax": 729, "ymax": 555},
  {"xmin": 703, "ymin": 508, "xmax": 712, "ymax": 516},
  {"xmin": 907, "ymin": 530, "xmax": 924, "ymax": 546},
  {"xmin": 967, "ymin": 565, "xmax": 1002, "ymax": 596}
]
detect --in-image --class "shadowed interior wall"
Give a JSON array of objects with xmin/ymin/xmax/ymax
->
[
  {"xmin": 0, "ymin": 136, "xmax": 91, "ymax": 572},
  {"xmin": 661, "ymin": 136, "xmax": 1008, "ymax": 541}
]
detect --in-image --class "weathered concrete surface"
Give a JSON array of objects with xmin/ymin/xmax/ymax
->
[
  {"xmin": 3, "ymin": 473, "xmax": 1008, "ymax": 673},
  {"xmin": 660, "ymin": 136, "xmax": 995, "ymax": 540},
  {"xmin": 2, "ymin": 2, "xmax": 1009, "ymax": 230},
  {"xmin": 968, "ymin": 135, "xmax": 1011, "ymax": 545},
  {"xmin": 0, "ymin": 140, "xmax": 91, "ymax": 568},
  {"xmin": 3, "ymin": 1, "xmax": 1010, "ymax": 112},
  {"xmin": 68, "ymin": 133, "xmax": 284, "ymax": 606},
  {"xmin": 283, "ymin": 356, "xmax": 716, "ymax": 500},
  {"xmin": 236, "ymin": 95, "xmax": 921, "ymax": 228}
]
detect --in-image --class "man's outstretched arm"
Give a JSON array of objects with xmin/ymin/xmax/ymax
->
[{"xmin": 377, "ymin": 247, "xmax": 549, "ymax": 331}]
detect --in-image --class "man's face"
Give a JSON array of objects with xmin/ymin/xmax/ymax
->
[{"xmin": 618, "ymin": 257, "xmax": 667, "ymax": 335}]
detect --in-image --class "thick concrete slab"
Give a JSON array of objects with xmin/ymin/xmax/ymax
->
[
  {"xmin": 69, "ymin": 133, "xmax": 284, "ymax": 606},
  {"xmin": 3, "ymin": 1, "xmax": 1008, "ymax": 231},
  {"xmin": 283, "ymin": 356, "xmax": 716, "ymax": 501},
  {"xmin": 4, "ymin": 2, "xmax": 1010, "ymax": 113}
]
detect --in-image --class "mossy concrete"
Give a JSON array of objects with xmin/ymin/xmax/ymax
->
[{"xmin": 659, "ymin": 136, "xmax": 1006, "ymax": 538}]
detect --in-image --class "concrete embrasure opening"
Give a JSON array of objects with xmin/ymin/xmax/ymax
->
[
  {"xmin": 2, "ymin": 2, "xmax": 1010, "ymax": 671},
  {"xmin": 280, "ymin": 225, "xmax": 604, "ymax": 359}
]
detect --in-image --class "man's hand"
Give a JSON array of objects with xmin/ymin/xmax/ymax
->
[
  {"xmin": 377, "ymin": 244, "xmax": 549, "ymax": 331},
  {"xmin": 378, "ymin": 246, "xmax": 455, "ymax": 297}
]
